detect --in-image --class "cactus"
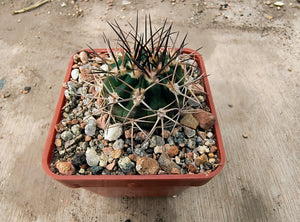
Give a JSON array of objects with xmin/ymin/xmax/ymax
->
[{"xmin": 88, "ymin": 15, "xmax": 205, "ymax": 142}]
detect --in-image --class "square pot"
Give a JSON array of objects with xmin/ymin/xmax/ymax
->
[{"xmin": 42, "ymin": 48, "xmax": 226, "ymax": 197}]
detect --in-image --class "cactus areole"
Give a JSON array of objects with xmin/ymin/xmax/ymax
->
[{"xmin": 88, "ymin": 15, "xmax": 205, "ymax": 138}]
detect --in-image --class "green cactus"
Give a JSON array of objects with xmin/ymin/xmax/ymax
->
[{"xmin": 88, "ymin": 15, "xmax": 205, "ymax": 140}]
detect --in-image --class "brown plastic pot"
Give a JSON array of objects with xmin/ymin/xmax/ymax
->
[{"xmin": 42, "ymin": 48, "xmax": 226, "ymax": 197}]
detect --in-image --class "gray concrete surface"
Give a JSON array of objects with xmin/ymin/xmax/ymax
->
[{"xmin": 0, "ymin": 0, "xmax": 299, "ymax": 221}]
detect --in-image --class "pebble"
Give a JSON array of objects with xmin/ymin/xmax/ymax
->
[
  {"xmin": 85, "ymin": 147, "xmax": 100, "ymax": 166},
  {"xmin": 102, "ymin": 147, "xmax": 113, "ymax": 155},
  {"xmin": 171, "ymin": 168, "xmax": 181, "ymax": 174},
  {"xmin": 208, "ymin": 153, "xmax": 215, "ymax": 158},
  {"xmin": 191, "ymin": 83, "xmax": 204, "ymax": 95},
  {"xmin": 79, "ymin": 51, "xmax": 88, "ymax": 64},
  {"xmin": 205, "ymin": 139, "xmax": 215, "ymax": 146},
  {"xmin": 158, "ymin": 153, "xmax": 180, "ymax": 174},
  {"xmin": 154, "ymin": 146, "xmax": 165, "ymax": 154},
  {"xmin": 71, "ymin": 69, "xmax": 79, "ymax": 80},
  {"xmin": 242, "ymin": 133, "xmax": 248, "ymax": 138},
  {"xmin": 118, "ymin": 156, "xmax": 135, "ymax": 173},
  {"xmin": 61, "ymin": 131, "xmax": 74, "ymax": 141},
  {"xmin": 85, "ymin": 124, "xmax": 96, "ymax": 136},
  {"xmin": 210, "ymin": 146, "xmax": 218, "ymax": 153},
  {"xmin": 111, "ymin": 149, "xmax": 123, "ymax": 159},
  {"xmin": 55, "ymin": 138, "xmax": 62, "ymax": 147},
  {"xmin": 85, "ymin": 135, "xmax": 92, "ymax": 142},
  {"xmin": 180, "ymin": 113, "xmax": 198, "ymax": 129},
  {"xmin": 136, "ymin": 157, "xmax": 160, "ymax": 175},
  {"xmin": 135, "ymin": 131, "xmax": 147, "ymax": 141},
  {"xmin": 99, "ymin": 153, "xmax": 108, "ymax": 167},
  {"xmin": 78, "ymin": 168, "xmax": 85, "ymax": 174},
  {"xmin": 174, "ymin": 156, "xmax": 181, "ymax": 164},
  {"xmin": 193, "ymin": 109, "xmax": 216, "ymax": 130},
  {"xmin": 196, "ymin": 136, "xmax": 204, "ymax": 146},
  {"xmin": 187, "ymin": 138, "xmax": 196, "ymax": 149},
  {"xmin": 149, "ymin": 135, "xmax": 164, "ymax": 148},
  {"xmin": 55, "ymin": 162, "xmax": 75, "ymax": 175},
  {"xmin": 196, "ymin": 145, "xmax": 210, "ymax": 154},
  {"xmin": 274, "ymin": 1, "xmax": 284, "ymax": 7},
  {"xmin": 198, "ymin": 131, "xmax": 206, "ymax": 140},
  {"xmin": 167, "ymin": 145, "xmax": 179, "ymax": 157},
  {"xmin": 91, "ymin": 166, "xmax": 102, "ymax": 175},
  {"xmin": 104, "ymin": 124, "xmax": 123, "ymax": 141},
  {"xmin": 209, "ymin": 158, "xmax": 216, "ymax": 164},
  {"xmin": 184, "ymin": 127, "xmax": 196, "ymax": 138},
  {"xmin": 195, "ymin": 153, "xmax": 208, "ymax": 166},
  {"xmin": 188, "ymin": 163, "xmax": 196, "ymax": 173},
  {"xmin": 112, "ymin": 139, "xmax": 124, "ymax": 150},
  {"xmin": 71, "ymin": 124, "xmax": 81, "ymax": 136},
  {"xmin": 206, "ymin": 132, "xmax": 213, "ymax": 138},
  {"xmin": 167, "ymin": 136, "xmax": 175, "ymax": 145},
  {"xmin": 128, "ymin": 154, "xmax": 138, "ymax": 162},
  {"xmin": 106, "ymin": 160, "xmax": 116, "ymax": 171},
  {"xmin": 71, "ymin": 152, "xmax": 86, "ymax": 167}
]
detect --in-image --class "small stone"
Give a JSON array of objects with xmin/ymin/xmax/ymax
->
[
  {"xmin": 135, "ymin": 131, "xmax": 147, "ymax": 141},
  {"xmin": 210, "ymin": 146, "xmax": 218, "ymax": 153},
  {"xmin": 158, "ymin": 170, "xmax": 167, "ymax": 175},
  {"xmin": 102, "ymin": 147, "xmax": 113, "ymax": 155},
  {"xmin": 55, "ymin": 138, "xmax": 62, "ymax": 147},
  {"xmin": 61, "ymin": 2, "xmax": 67, "ymax": 7},
  {"xmin": 274, "ymin": 1, "xmax": 284, "ymax": 7},
  {"xmin": 288, "ymin": 68, "xmax": 292, "ymax": 72},
  {"xmin": 162, "ymin": 130, "xmax": 171, "ymax": 139},
  {"xmin": 71, "ymin": 69, "xmax": 79, "ymax": 80},
  {"xmin": 174, "ymin": 156, "xmax": 181, "ymax": 164},
  {"xmin": 71, "ymin": 119, "xmax": 78, "ymax": 125},
  {"xmin": 71, "ymin": 124, "xmax": 81, "ymax": 136},
  {"xmin": 180, "ymin": 113, "xmax": 198, "ymax": 129},
  {"xmin": 205, "ymin": 139, "xmax": 215, "ymax": 146},
  {"xmin": 171, "ymin": 168, "xmax": 181, "ymax": 174},
  {"xmin": 55, "ymin": 162, "xmax": 75, "ymax": 175},
  {"xmin": 187, "ymin": 138, "xmax": 196, "ymax": 149},
  {"xmin": 242, "ymin": 133, "xmax": 248, "ymax": 138},
  {"xmin": 195, "ymin": 153, "xmax": 208, "ymax": 166},
  {"xmin": 85, "ymin": 135, "xmax": 92, "ymax": 142},
  {"xmin": 184, "ymin": 127, "xmax": 196, "ymax": 138},
  {"xmin": 85, "ymin": 124, "xmax": 96, "ymax": 136},
  {"xmin": 149, "ymin": 135, "xmax": 164, "ymax": 148},
  {"xmin": 154, "ymin": 146, "xmax": 165, "ymax": 154},
  {"xmin": 111, "ymin": 149, "xmax": 123, "ymax": 159},
  {"xmin": 61, "ymin": 131, "xmax": 73, "ymax": 141},
  {"xmin": 209, "ymin": 158, "xmax": 216, "ymax": 164},
  {"xmin": 103, "ymin": 124, "xmax": 123, "ymax": 141},
  {"xmin": 85, "ymin": 147, "xmax": 100, "ymax": 166},
  {"xmin": 124, "ymin": 129, "xmax": 134, "ymax": 138},
  {"xmin": 71, "ymin": 152, "xmax": 86, "ymax": 167},
  {"xmin": 167, "ymin": 145, "xmax": 179, "ymax": 157},
  {"xmin": 79, "ymin": 51, "xmax": 88, "ymax": 64},
  {"xmin": 128, "ymin": 154, "xmax": 138, "ymax": 162},
  {"xmin": 112, "ymin": 139, "xmax": 124, "ymax": 150},
  {"xmin": 158, "ymin": 153, "xmax": 180, "ymax": 174},
  {"xmin": 265, "ymin": 1, "xmax": 271, "ymax": 5},
  {"xmin": 188, "ymin": 163, "xmax": 196, "ymax": 173},
  {"xmin": 206, "ymin": 132, "xmax": 213, "ymax": 138},
  {"xmin": 136, "ymin": 157, "xmax": 160, "ymax": 175},
  {"xmin": 96, "ymin": 114, "xmax": 108, "ymax": 130},
  {"xmin": 91, "ymin": 166, "xmax": 102, "ymax": 175},
  {"xmin": 196, "ymin": 145, "xmax": 210, "ymax": 154},
  {"xmin": 106, "ymin": 160, "xmax": 116, "ymax": 171},
  {"xmin": 118, "ymin": 156, "xmax": 135, "ymax": 173},
  {"xmin": 208, "ymin": 153, "xmax": 215, "ymax": 158},
  {"xmin": 198, "ymin": 131, "xmax": 206, "ymax": 140},
  {"xmin": 193, "ymin": 109, "xmax": 216, "ymax": 130},
  {"xmin": 99, "ymin": 153, "xmax": 108, "ymax": 167},
  {"xmin": 196, "ymin": 136, "xmax": 204, "ymax": 146},
  {"xmin": 191, "ymin": 83, "xmax": 205, "ymax": 95}
]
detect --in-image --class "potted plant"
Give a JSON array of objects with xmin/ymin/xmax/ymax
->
[{"xmin": 42, "ymin": 15, "xmax": 225, "ymax": 197}]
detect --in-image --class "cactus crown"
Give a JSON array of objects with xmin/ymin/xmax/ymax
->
[{"xmin": 88, "ymin": 15, "xmax": 205, "ymax": 143}]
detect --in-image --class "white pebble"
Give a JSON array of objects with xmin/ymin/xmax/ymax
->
[
  {"xmin": 206, "ymin": 132, "xmax": 213, "ymax": 138},
  {"xmin": 99, "ymin": 153, "xmax": 108, "ymax": 167},
  {"xmin": 104, "ymin": 124, "xmax": 123, "ymax": 141},
  {"xmin": 71, "ymin": 69, "xmax": 79, "ymax": 80},
  {"xmin": 85, "ymin": 147, "xmax": 100, "ymax": 166},
  {"xmin": 196, "ymin": 145, "xmax": 209, "ymax": 154},
  {"xmin": 113, "ymin": 139, "xmax": 124, "ymax": 150},
  {"xmin": 175, "ymin": 156, "xmax": 181, "ymax": 164},
  {"xmin": 154, "ymin": 146, "xmax": 164, "ymax": 154}
]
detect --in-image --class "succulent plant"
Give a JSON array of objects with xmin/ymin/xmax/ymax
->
[{"xmin": 87, "ymin": 15, "xmax": 206, "ymax": 143}]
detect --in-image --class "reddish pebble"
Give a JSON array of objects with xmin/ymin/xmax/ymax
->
[
  {"xmin": 80, "ymin": 122, "xmax": 87, "ymax": 129},
  {"xmin": 188, "ymin": 163, "xmax": 196, "ymax": 173},
  {"xmin": 102, "ymin": 146, "xmax": 113, "ymax": 155},
  {"xmin": 71, "ymin": 119, "xmax": 79, "ymax": 125},
  {"xmin": 171, "ymin": 168, "xmax": 181, "ymax": 174},
  {"xmin": 97, "ymin": 134, "xmax": 103, "ymax": 140},
  {"xmin": 198, "ymin": 131, "xmax": 207, "ymax": 140},
  {"xmin": 128, "ymin": 154, "xmax": 138, "ymax": 162},
  {"xmin": 55, "ymin": 162, "xmax": 75, "ymax": 175},
  {"xmin": 210, "ymin": 146, "xmax": 218, "ymax": 153},
  {"xmin": 193, "ymin": 109, "xmax": 216, "ymax": 130},
  {"xmin": 55, "ymin": 138, "xmax": 62, "ymax": 147},
  {"xmin": 85, "ymin": 135, "xmax": 92, "ymax": 142},
  {"xmin": 136, "ymin": 157, "xmax": 160, "ymax": 175},
  {"xmin": 96, "ymin": 114, "xmax": 108, "ymax": 130},
  {"xmin": 167, "ymin": 145, "xmax": 179, "ymax": 157},
  {"xmin": 106, "ymin": 160, "xmax": 116, "ymax": 171}
]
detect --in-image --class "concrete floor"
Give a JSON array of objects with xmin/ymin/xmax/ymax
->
[{"xmin": 0, "ymin": 0, "xmax": 299, "ymax": 221}]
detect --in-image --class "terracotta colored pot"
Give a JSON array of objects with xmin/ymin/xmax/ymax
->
[{"xmin": 42, "ymin": 48, "xmax": 226, "ymax": 197}]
